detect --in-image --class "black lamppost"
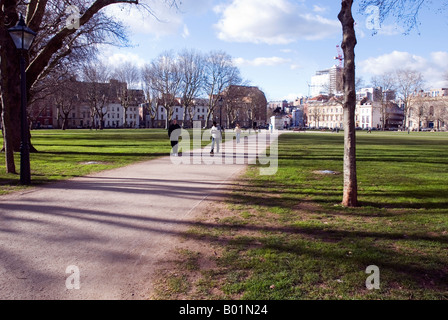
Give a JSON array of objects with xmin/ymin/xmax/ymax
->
[{"xmin": 8, "ymin": 15, "xmax": 36, "ymax": 185}]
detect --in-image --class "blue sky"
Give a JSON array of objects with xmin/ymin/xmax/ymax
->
[{"xmin": 103, "ymin": 0, "xmax": 448, "ymax": 102}]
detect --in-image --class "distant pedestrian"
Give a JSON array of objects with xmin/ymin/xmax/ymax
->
[
  {"xmin": 210, "ymin": 121, "xmax": 222, "ymax": 154},
  {"xmin": 168, "ymin": 119, "xmax": 181, "ymax": 156},
  {"xmin": 235, "ymin": 124, "xmax": 242, "ymax": 144}
]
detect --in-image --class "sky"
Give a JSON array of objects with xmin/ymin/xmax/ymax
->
[{"xmin": 102, "ymin": 0, "xmax": 448, "ymax": 102}]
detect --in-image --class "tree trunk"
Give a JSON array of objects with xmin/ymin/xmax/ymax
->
[
  {"xmin": 0, "ymin": 18, "xmax": 21, "ymax": 173},
  {"xmin": 338, "ymin": 0, "xmax": 358, "ymax": 207},
  {"xmin": 62, "ymin": 116, "xmax": 68, "ymax": 130}
]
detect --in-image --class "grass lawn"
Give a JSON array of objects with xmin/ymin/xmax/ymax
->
[
  {"xmin": 153, "ymin": 131, "xmax": 448, "ymax": 300},
  {"xmin": 0, "ymin": 129, "xmax": 174, "ymax": 194},
  {"xmin": 0, "ymin": 128, "xmax": 251, "ymax": 195}
]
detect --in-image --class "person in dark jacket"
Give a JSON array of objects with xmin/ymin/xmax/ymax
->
[{"xmin": 168, "ymin": 120, "xmax": 181, "ymax": 156}]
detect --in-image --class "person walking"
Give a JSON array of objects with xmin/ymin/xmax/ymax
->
[
  {"xmin": 210, "ymin": 121, "xmax": 222, "ymax": 154},
  {"xmin": 168, "ymin": 119, "xmax": 181, "ymax": 156},
  {"xmin": 235, "ymin": 124, "xmax": 242, "ymax": 144}
]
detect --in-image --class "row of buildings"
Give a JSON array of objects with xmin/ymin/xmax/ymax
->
[
  {"xmin": 268, "ymin": 62, "xmax": 448, "ymax": 131},
  {"xmin": 2, "ymin": 66, "xmax": 446, "ymax": 132},
  {"xmin": 23, "ymin": 79, "xmax": 268, "ymax": 130},
  {"xmin": 269, "ymin": 86, "xmax": 448, "ymax": 131}
]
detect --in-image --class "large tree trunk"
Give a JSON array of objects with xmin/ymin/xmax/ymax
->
[
  {"xmin": 0, "ymin": 9, "xmax": 21, "ymax": 173},
  {"xmin": 338, "ymin": 0, "xmax": 358, "ymax": 207}
]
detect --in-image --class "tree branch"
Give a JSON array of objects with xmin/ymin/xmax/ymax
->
[{"xmin": 27, "ymin": 0, "xmax": 138, "ymax": 88}]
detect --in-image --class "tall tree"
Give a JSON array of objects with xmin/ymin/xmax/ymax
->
[
  {"xmin": 371, "ymin": 72, "xmax": 397, "ymax": 130},
  {"xmin": 338, "ymin": 0, "xmax": 358, "ymax": 207},
  {"xmin": 203, "ymin": 50, "xmax": 242, "ymax": 128},
  {"xmin": 141, "ymin": 63, "xmax": 159, "ymax": 128},
  {"xmin": 54, "ymin": 79, "xmax": 80, "ymax": 130},
  {"xmin": 395, "ymin": 69, "xmax": 425, "ymax": 130},
  {"xmin": 178, "ymin": 49, "xmax": 205, "ymax": 128},
  {"xmin": 0, "ymin": 0, "xmax": 179, "ymax": 173},
  {"xmin": 81, "ymin": 62, "xmax": 112, "ymax": 130},
  {"xmin": 149, "ymin": 51, "xmax": 183, "ymax": 129},
  {"xmin": 114, "ymin": 62, "xmax": 140, "ymax": 128},
  {"xmin": 410, "ymin": 93, "xmax": 427, "ymax": 131},
  {"xmin": 338, "ymin": 0, "xmax": 438, "ymax": 207}
]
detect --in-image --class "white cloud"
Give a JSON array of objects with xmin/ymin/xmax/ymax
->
[
  {"xmin": 106, "ymin": 2, "xmax": 182, "ymax": 37},
  {"xmin": 282, "ymin": 93, "xmax": 305, "ymax": 101},
  {"xmin": 106, "ymin": 0, "xmax": 212, "ymax": 37},
  {"xmin": 430, "ymin": 51, "xmax": 448, "ymax": 70},
  {"xmin": 214, "ymin": 0, "xmax": 340, "ymax": 45},
  {"xmin": 234, "ymin": 56, "xmax": 291, "ymax": 67},
  {"xmin": 104, "ymin": 52, "xmax": 147, "ymax": 68},
  {"xmin": 377, "ymin": 24, "xmax": 405, "ymax": 36},
  {"xmin": 313, "ymin": 5, "xmax": 328, "ymax": 13},
  {"xmin": 359, "ymin": 51, "xmax": 426, "ymax": 74},
  {"xmin": 359, "ymin": 51, "xmax": 448, "ymax": 89}
]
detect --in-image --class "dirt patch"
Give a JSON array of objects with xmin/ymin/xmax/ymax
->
[
  {"xmin": 312, "ymin": 170, "xmax": 341, "ymax": 175},
  {"xmin": 148, "ymin": 190, "xmax": 235, "ymax": 300}
]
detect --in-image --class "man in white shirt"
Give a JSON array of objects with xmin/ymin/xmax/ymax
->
[{"xmin": 210, "ymin": 121, "xmax": 222, "ymax": 154}]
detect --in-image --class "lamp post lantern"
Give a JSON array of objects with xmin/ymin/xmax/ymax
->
[{"xmin": 8, "ymin": 15, "xmax": 36, "ymax": 185}]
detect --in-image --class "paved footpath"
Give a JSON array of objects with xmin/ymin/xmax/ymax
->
[{"xmin": 0, "ymin": 131, "xmax": 279, "ymax": 299}]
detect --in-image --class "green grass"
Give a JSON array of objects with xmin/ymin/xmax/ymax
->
[
  {"xmin": 0, "ymin": 129, "xmax": 192, "ymax": 194},
  {"xmin": 0, "ymin": 128, "xmax": 253, "ymax": 195},
  {"xmin": 2, "ymin": 129, "xmax": 447, "ymax": 299},
  {"xmin": 155, "ymin": 131, "xmax": 448, "ymax": 300}
]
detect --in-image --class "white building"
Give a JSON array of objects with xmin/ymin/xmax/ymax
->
[
  {"xmin": 310, "ymin": 65, "xmax": 343, "ymax": 97},
  {"xmin": 94, "ymin": 103, "xmax": 141, "ymax": 129},
  {"xmin": 140, "ymin": 100, "xmax": 210, "ymax": 128},
  {"xmin": 355, "ymin": 102, "xmax": 382, "ymax": 129}
]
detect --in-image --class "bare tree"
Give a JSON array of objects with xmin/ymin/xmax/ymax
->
[
  {"xmin": 142, "ymin": 64, "xmax": 159, "ymax": 128},
  {"xmin": 310, "ymin": 106, "xmax": 323, "ymax": 128},
  {"xmin": 114, "ymin": 62, "xmax": 140, "ymax": 128},
  {"xmin": 0, "ymin": 0, "xmax": 180, "ymax": 173},
  {"xmin": 81, "ymin": 62, "xmax": 112, "ymax": 130},
  {"xmin": 178, "ymin": 49, "xmax": 205, "ymax": 128},
  {"xmin": 53, "ymin": 78, "xmax": 80, "ymax": 130},
  {"xmin": 223, "ymin": 86, "xmax": 247, "ymax": 127},
  {"xmin": 149, "ymin": 51, "xmax": 183, "ymax": 129},
  {"xmin": 395, "ymin": 69, "xmax": 425, "ymax": 130},
  {"xmin": 203, "ymin": 50, "xmax": 242, "ymax": 128},
  {"xmin": 337, "ymin": 0, "xmax": 439, "ymax": 207},
  {"xmin": 338, "ymin": 0, "xmax": 358, "ymax": 207},
  {"xmin": 410, "ymin": 93, "xmax": 428, "ymax": 131},
  {"xmin": 371, "ymin": 72, "xmax": 397, "ymax": 130},
  {"xmin": 359, "ymin": 0, "xmax": 429, "ymax": 34}
]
